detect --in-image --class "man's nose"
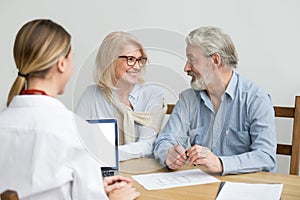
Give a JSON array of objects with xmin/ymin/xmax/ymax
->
[{"xmin": 184, "ymin": 62, "xmax": 191, "ymax": 72}]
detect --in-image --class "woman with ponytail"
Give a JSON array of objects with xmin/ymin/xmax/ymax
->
[{"xmin": 0, "ymin": 19, "xmax": 139, "ymax": 200}]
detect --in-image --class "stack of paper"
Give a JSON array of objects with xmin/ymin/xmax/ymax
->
[{"xmin": 216, "ymin": 181, "xmax": 283, "ymax": 200}]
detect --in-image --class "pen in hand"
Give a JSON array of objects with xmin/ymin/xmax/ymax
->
[{"xmin": 175, "ymin": 138, "xmax": 188, "ymax": 158}]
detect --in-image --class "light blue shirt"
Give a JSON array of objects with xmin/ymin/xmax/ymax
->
[
  {"xmin": 154, "ymin": 72, "xmax": 277, "ymax": 175},
  {"xmin": 76, "ymin": 83, "xmax": 164, "ymax": 161}
]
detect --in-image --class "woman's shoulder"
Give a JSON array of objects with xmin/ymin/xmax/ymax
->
[
  {"xmin": 82, "ymin": 84, "xmax": 98, "ymax": 93},
  {"xmin": 132, "ymin": 83, "xmax": 164, "ymax": 101},
  {"xmin": 135, "ymin": 83, "xmax": 163, "ymax": 94},
  {"xmin": 80, "ymin": 84, "xmax": 105, "ymax": 98}
]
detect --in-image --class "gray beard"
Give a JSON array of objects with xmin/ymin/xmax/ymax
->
[{"xmin": 191, "ymin": 77, "xmax": 207, "ymax": 91}]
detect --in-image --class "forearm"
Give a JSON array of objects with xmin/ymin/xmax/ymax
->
[
  {"xmin": 154, "ymin": 138, "xmax": 174, "ymax": 167},
  {"xmin": 119, "ymin": 135, "xmax": 156, "ymax": 161},
  {"xmin": 219, "ymin": 150, "xmax": 276, "ymax": 175}
]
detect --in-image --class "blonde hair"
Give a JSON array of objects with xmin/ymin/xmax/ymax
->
[
  {"xmin": 7, "ymin": 19, "xmax": 71, "ymax": 106},
  {"xmin": 94, "ymin": 31, "xmax": 147, "ymax": 99}
]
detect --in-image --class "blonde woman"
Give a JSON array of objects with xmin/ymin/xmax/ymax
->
[
  {"xmin": 76, "ymin": 32, "xmax": 166, "ymax": 161},
  {"xmin": 0, "ymin": 19, "xmax": 139, "ymax": 200}
]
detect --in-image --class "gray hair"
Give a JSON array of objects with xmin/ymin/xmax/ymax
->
[{"xmin": 186, "ymin": 26, "xmax": 238, "ymax": 69}]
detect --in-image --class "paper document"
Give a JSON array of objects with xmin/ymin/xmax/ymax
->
[
  {"xmin": 132, "ymin": 169, "xmax": 220, "ymax": 190},
  {"xmin": 216, "ymin": 181, "xmax": 283, "ymax": 200}
]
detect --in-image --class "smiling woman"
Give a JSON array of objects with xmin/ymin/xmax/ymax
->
[
  {"xmin": 75, "ymin": 31, "xmax": 167, "ymax": 162},
  {"xmin": 115, "ymin": 44, "xmax": 146, "ymax": 86}
]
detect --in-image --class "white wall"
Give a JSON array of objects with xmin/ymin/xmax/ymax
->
[{"xmin": 1, "ymin": 0, "xmax": 299, "ymax": 174}]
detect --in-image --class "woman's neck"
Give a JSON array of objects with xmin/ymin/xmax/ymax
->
[
  {"xmin": 21, "ymin": 88, "xmax": 49, "ymax": 96},
  {"xmin": 116, "ymin": 84, "xmax": 134, "ymax": 107},
  {"xmin": 26, "ymin": 79, "xmax": 57, "ymax": 97}
]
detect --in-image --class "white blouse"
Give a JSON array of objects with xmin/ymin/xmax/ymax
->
[
  {"xmin": 75, "ymin": 83, "xmax": 165, "ymax": 161},
  {"xmin": 0, "ymin": 95, "xmax": 108, "ymax": 200}
]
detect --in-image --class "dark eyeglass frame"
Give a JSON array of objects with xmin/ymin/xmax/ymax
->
[{"xmin": 118, "ymin": 56, "xmax": 148, "ymax": 67}]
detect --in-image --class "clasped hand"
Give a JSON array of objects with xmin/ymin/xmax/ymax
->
[
  {"xmin": 103, "ymin": 175, "xmax": 140, "ymax": 200},
  {"xmin": 166, "ymin": 144, "xmax": 223, "ymax": 173}
]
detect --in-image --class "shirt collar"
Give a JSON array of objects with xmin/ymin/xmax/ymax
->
[
  {"xmin": 224, "ymin": 71, "xmax": 238, "ymax": 100},
  {"xmin": 197, "ymin": 71, "xmax": 238, "ymax": 102},
  {"xmin": 9, "ymin": 95, "xmax": 66, "ymax": 109}
]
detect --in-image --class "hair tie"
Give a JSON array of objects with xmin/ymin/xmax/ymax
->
[{"xmin": 18, "ymin": 72, "xmax": 28, "ymax": 78}]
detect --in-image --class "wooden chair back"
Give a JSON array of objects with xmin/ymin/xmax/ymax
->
[
  {"xmin": 167, "ymin": 96, "xmax": 300, "ymax": 175},
  {"xmin": 274, "ymin": 96, "xmax": 300, "ymax": 175},
  {"xmin": 166, "ymin": 104, "xmax": 175, "ymax": 115},
  {"xmin": 0, "ymin": 190, "xmax": 19, "ymax": 200}
]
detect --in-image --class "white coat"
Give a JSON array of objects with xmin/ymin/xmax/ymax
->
[{"xmin": 0, "ymin": 95, "xmax": 108, "ymax": 200}]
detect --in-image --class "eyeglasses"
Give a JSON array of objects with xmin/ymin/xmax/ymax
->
[{"xmin": 118, "ymin": 56, "xmax": 147, "ymax": 67}]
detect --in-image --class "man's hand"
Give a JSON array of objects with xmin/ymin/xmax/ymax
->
[
  {"xmin": 166, "ymin": 144, "xmax": 187, "ymax": 169},
  {"xmin": 186, "ymin": 145, "xmax": 223, "ymax": 173}
]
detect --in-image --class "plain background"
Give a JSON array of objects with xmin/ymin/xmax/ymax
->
[{"xmin": 1, "ymin": 0, "xmax": 299, "ymax": 174}]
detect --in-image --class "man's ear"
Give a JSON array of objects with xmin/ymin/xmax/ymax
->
[
  {"xmin": 211, "ymin": 53, "xmax": 222, "ymax": 67},
  {"xmin": 56, "ymin": 56, "xmax": 66, "ymax": 73}
]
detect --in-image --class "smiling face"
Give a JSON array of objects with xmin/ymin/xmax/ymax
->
[
  {"xmin": 115, "ymin": 43, "xmax": 143, "ymax": 86},
  {"xmin": 184, "ymin": 44, "xmax": 211, "ymax": 90}
]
